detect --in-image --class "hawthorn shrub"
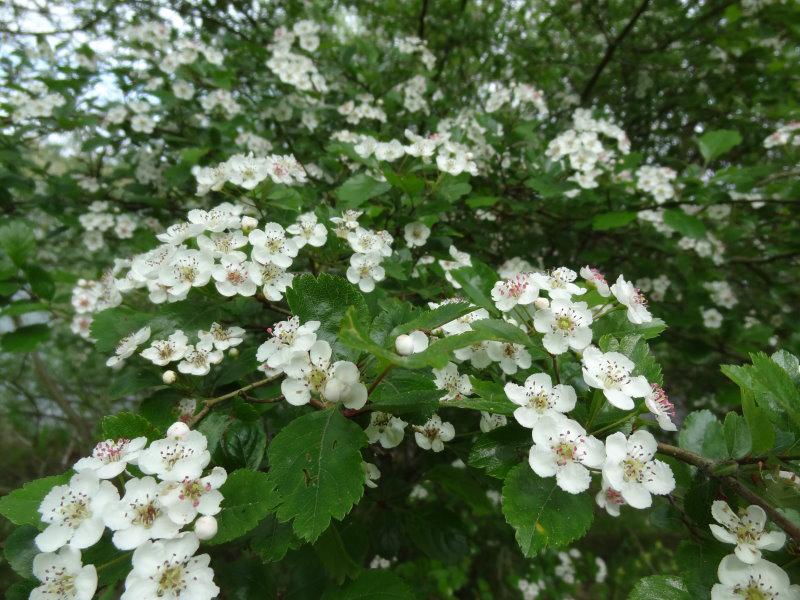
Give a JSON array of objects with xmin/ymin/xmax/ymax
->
[{"xmin": 1, "ymin": 1, "xmax": 800, "ymax": 599}]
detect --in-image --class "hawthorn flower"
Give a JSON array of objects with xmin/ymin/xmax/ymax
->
[
  {"xmin": 188, "ymin": 206, "xmax": 241, "ymax": 232},
  {"xmin": 533, "ymin": 299, "xmax": 593, "ymax": 355},
  {"xmin": 287, "ymin": 212, "xmax": 327, "ymax": 248},
  {"xmin": 250, "ymin": 261, "xmax": 294, "ymax": 300},
  {"xmin": 140, "ymin": 330, "xmax": 189, "ymax": 366},
  {"xmin": 581, "ymin": 346, "xmax": 651, "ymax": 410},
  {"xmin": 177, "ymin": 340, "xmax": 223, "ymax": 376},
  {"xmin": 347, "ymin": 227, "xmax": 384, "ymax": 255},
  {"xmin": 528, "ymin": 416, "xmax": 605, "ymax": 494},
  {"xmin": 137, "ymin": 427, "xmax": 211, "ymax": 482},
  {"xmin": 199, "ymin": 323, "xmax": 245, "ymax": 351},
  {"xmin": 156, "ymin": 223, "xmax": 205, "ymax": 246},
  {"xmin": 610, "ymin": 275, "xmax": 652, "ymax": 324},
  {"xmin": 282, "ymin": 341, "xmax": 367, "ymax": 408},
  {"xmin": 74, "ymin": 436, "xmax": 147, "ymax": 479},
  {"xmin": 595, "ymin": 476, "xmax": 626, "ymax": 517},
  {"xmin": 363, "ymin": 462, "xmax": 381, "ymax": 489},
  {"xmin": 160, "ymin": 467, "xmax": 227, "ymax": 525},
  {"xmin": 486, "ymin": 341, "xmax": 532, "ymax": 375},
  {"xmin": 196, "ymin": 231, "xmax": 248, "ymax": 261},
  {"xmin": 533, "ymin": 267, "xmax": 585, "ymax": 300},
  {"xmin": 711, "ymin": 555, "xmax": 800, "ymax": 600},
  {"xmin": 491, "ymin": 273, "xmax": 539, "ymax": 312},
  {"xmin": 395, "ymin": 330, "xmax": 429, "ymax": 355},
  {"xmin": 249, "ymin": 223, "xmax": 298, "ymax": 268},
  {"xmin": 504, "ymin": 373, "xmax": 577, "ymax": 429},
  {"xmin": 36, "ymin": 471, "xmax": 119, "ymax": 552},
  {"xmin": 433, "ymin": 362, "xmax": 473, "ymax": 401},
  {"xmin": 346, "ymin": 252, "xmax": 385, "ymax": 292},
  {"xmin": 602, "ymin": 430, "xmax": 675, "ymax": 509},
  {"xmin": 158, "ymin": 249, "xmax": 214, "ymax": 299},
  {"xmin": 645, "ymin": 384, "xmax": 677, "ymax": 431},
  {"xmin": 103, "ymin": 476, "xmax": 181, "ymax": 550},
  {"xmin": 323, "ymin": 360, "xmax": 368, "ymax": 409},
  {"xmin": 210, "ymin": 258, "xmax": 257, "ymax": 297},
  {"xmin": 31, "ymin": 547, "xmax": 97, "ymax": 600},
  {"xmin": 256, "ymin": 317, "xmax": 320, "ymax": 370},
  {"xmin": 709, "ymin": 501, "xmax": 786, "ymax": 564},
  {"xmin": 414, "ymin": 415, "xmax": 455, "ymax": 452},
  {"xmin": 580, "ymin": 266, "xmax": 611, "ymax": 297},
  {"xmin": 330, "ymin": 209, "xmax": 362, "ymax": 234},
  {"xmin": 121, "ymin": 533, "xmax": 219, "ymax": 600},
  {"xmin": 365, "ymin": 411, "xmax": 407, "ymax": 448},
  {"xmin": 106, "ymin": 326, "xmax": 151, "ymax": 368},
  {"xmin": 480, "ymin": 411, "xmax": 507, "ymax": 432},
  {"xmin": 404, "ymin": 222, "xmax": 431, "ymax": 248}
]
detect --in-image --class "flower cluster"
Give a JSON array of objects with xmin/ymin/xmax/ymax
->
[
  {"xmin": 78, "ymin": 201, "xmax": 139, "ymax": 251},
  {"xmin": 763, "ymin": 121, "xmax": 800, "ymax": 148},
  {"xmin": 330, "ymin": 210, "xmax": 394, "ymax": 292},
  {"xmin": 707, "ymin": 500, "xmax": 797, "ymax": 599},
  {"xmin": 267, "ymin": 22, "xmax": 327, "ymax": 93},
  {"xmin": 31, "ymin": 423, "xmax": 223, "ymax": 600},
  {"xmin": 483, "ymin": 81, "xmax": 548, "ymax": 116},
  {"xmin": 636, "ymin": 165, "xmax": 678, "ymax": 203},
  {"xmin": 193, "ymin": 152, "xmax": 307, "ymax": 195},
  {"xmin": 255, "ymin": 316, "xmax": 368, "ymax": 409}
]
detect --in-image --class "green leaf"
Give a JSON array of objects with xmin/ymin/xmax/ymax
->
[
  {"xmin": 524, "ymin": 176, "xmax": 574, "ymax": 198},
  {"xmin": 425, "ymin": 465, "xmax": 492, "ymax": 514},
  {"xmin": 383, "ymin": 169, "xmax": 424, "ymax": 195},
  {"xmin": 1, "ymin": 324, "xmax": 50, "ymax": 352},
  {"xmin": 101, "ymin": 411, "xmax": 162, "ymax": 442},
  {"xmin": 108, "ymin": 367, "xmax": 162, "ymax": 400},
  {"xmin": 678, "ymin": 410, "xmax": 727, "ymax": 460},
  {"xmin": 592, "ymin": 211, "xmax": 637, "ymax": 231},
  {"xmin": 0, "ymin": 221, "xmax": 35, "ymax": 266},
  {"xmin": 697, "ymin": 129, "xmax": 742, "ymax": 162},
  {"xmin": 267, "ymin": 408, "xmax": 367, "ymax": 542},
  {"xmin": 448, "ymin": 262, "xmax": 499, "ymax": 316},
  {"xmin": 90, "ymin": 307, "xmax": 151, "ymax": 353},
  {"xmin": 0, "ymin": 473, "xmax": 71, "ymax": 527},
  {"xmin": 676, "ymin": 540, "xmax": 729, "ymax": 600},
  {"xmin": 592, "ymin": 311, "xmax": 666, "ymax": 340},
  {"xmin": 438, "ymin": 178, "xmax": 472, "ymax": 202},
  {"xmin": 772, "ymin": 350, "xmax": 800, "ymax": 386},
  {"xmin": 628, "ymin": 576, "xmax": 690, "ymax": 600},
  {"xmin": 389, "ymin": 302, "xmax": 473, "ymax": 337},
  {"xmin": 722, "ymin": 365, "xmax": 775, "ymax": 454},
  {"xmin": 4, "ymin": 525, "xmax": 39, "ymax": 578},
  {"xmin": 501, "ymin": 464, "xmax": 594, "ymax": 556},
  {"xmin": 335, "ymin": 174, "xmax": 391, "ymax": 209},
  {"xmin": 663, "ymin": 209, "xmax": 706, "ymax": 239},
  {"xmin": 723, "ymin": 412, "xmax": 752, "ymax": 459},
  {"xmin": 750, "ymin": 352, "xmax": 800, "ymax": 429},
  {"xmin": 449, "ymin": 378, "xmax": 516, "ymax": 415},
  {"xmin": 23, "ymin": 265, "xmax": 55, "ymax": 300},
  {"xmin": 321, "ymin": 570, "xmax": 415, "ymax": 600},
  {"xmin": 209, "ymin": 469, "xmax": 275, "ymax": 545},
  {"xmin": 468, "ymin": 426, "xmax": 531, "ymax": 479},
  {"xmin": 286, "ymin": 273, "xmax": 369, "ymax": 361},
  {"xmin": 249, "ymin": 514, "xmax": 299, "ymax": 563},
  {"xmin": 313, "ymin": 524, "xmax": 361, "ymax": 583},
  {"xmin": 220, "ymin": 419, "xmax": 266, "ymax": 471},
  {"xmin": 369, "ymin": 370, "xmax": 441, "ymax": 420}
]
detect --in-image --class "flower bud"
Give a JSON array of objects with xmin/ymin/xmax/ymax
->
[
  {"xmin": 395, "ymin": 334, "xmax": 414, "ymax": 356},
  {"xmin": 228, "ymin": 347, "xmax": 239, "ymax": 358},
  {"xmin": 167, "ymin": 421, "xmax": 191, "ymax": 438},
  {"xmin": 194, "ymin": 516, "xmax": 218, "ymax": 540},
  {"xmin": 534, "ymin": 297, "xmax": 550, "ymax": 310},
  {"xmin": 240, "ymin": 216, "xmax": 258, "ymax": 233},
  {"xmin": 162, "ymin": 370, "xmax": 177, "ymax": 384}
]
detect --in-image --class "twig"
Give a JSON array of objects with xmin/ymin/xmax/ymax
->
[{"xmin": 190, "ymin": 375, "xmax": 281, "ymax": 425}]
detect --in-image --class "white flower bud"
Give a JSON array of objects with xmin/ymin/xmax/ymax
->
[
  {"xmin": 162, "ymin": 370, "xmax": 177, "ymax": 384},
  {"xmin": 323, "ymin": 378, "xmax": 346, "ymax": 402},
  {"xmin": 194, "ymin": 515, "xmax": 218, "ymax": 540},
  {"xmin": 240, "ymin": 216, "xmax": 258, "ymax": 233},
  {"xmin": 534, "ymin": 297, "xmax": 550, "ymax": 310},
  {"xmin": 395, "ymin": 334, "xmax": 414, "ymax": 356},
  {"xmin": 167, "ymin": 421, "xmax": 190, "ymax": 438},
  {"xmin": 228, "ymin": 347, "xmax": 239, "ymax": 358}
]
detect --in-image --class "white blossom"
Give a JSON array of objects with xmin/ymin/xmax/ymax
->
[
  {"xmin": 602, "ymin": 430, "xmax": 675, "ymax": 509},
  {"xmin": 711, "ymin": 555, "xmax": 800, "ymax": 600},
  {"xmin": 611, "ymin": 275, "xmax": 652, "ymax": 324},
  {"xmin": 365, "ymin": 411, "xmax": 407, "ymax": 448},
  {"xmin": 533, "ymin": 299, "xmax": 593, "ymax": 355},
  {"xmin": 433, "ymin": 362, "xmax": 473, "ymax": 401},
  {"xmin": 31, "ymin": 547, "xmax": 97, "ymax": 600},
  {"xmin": 104, "ymin": 476, "xmax": 181, "ymax": 550},
  {"xmin": 160, "ymin": 467, "xmax": 227, "ymax": 525},
  {"xmin": 74, "ymin": 437, "xmax": 147, "ymax": 479},
  {"xmin": 709, "ymin": 501, "xmax": 786, "ymax": 564},
  {"xmin": 581, "ymin": 346, "xmax": 650, "ymax": 410},
  {"xmin": 137, "ymin": 427, "xmax": 211, "ymax": 482},
  {"xmin": 414, "ymin": 415, "xmax": 455, "ymax": 452},
  {"xmin": 140, "ymin": 330, "xmax": 189, "ymax": 366},
  {"xmin": 505, "ymin": 373, "xmax": 577, "ymax": 429}
]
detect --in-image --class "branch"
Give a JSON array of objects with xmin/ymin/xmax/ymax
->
[
  {"xmin": 190, "ymin": 375, "xmax": 281, "ymax": 425},
  {"xmin": 417, "ymin": 0, "xmax": 430, "ymax": 39},
  {"xmin": 580, "ymin": 0, "xmax": 651, "ymax": 104},
  {"xmin": 657, "ymin": 443, "xmax": 800, "ymax": 543}
]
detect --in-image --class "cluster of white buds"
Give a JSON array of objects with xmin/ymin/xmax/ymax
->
[{"xmin": 30, "ymin": 423, "xmax": 223, "ymax": 600}]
